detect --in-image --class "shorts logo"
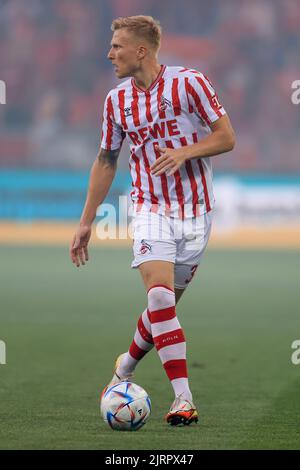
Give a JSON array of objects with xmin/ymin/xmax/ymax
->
[{"xmin": 140, "ymin": 240, "xmax": 152, "ymax": 255}]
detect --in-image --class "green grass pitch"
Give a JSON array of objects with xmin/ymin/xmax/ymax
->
[{"xmin": 0, "ymin": 245, "xmax": 299, "ymax": 449}]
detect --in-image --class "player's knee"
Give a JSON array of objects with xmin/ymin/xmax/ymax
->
[
  {"xmin": 143, "ymin": 270, "xmax": 173, "ymax": 292},
  {"xmin": 147, "ymin": 284, "xmax": 174, "ymax": 311}
]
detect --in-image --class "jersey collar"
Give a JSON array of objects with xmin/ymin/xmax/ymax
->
[{"xmin": 131, "ymin": 65, "xmax": 166, "ymax": 93}]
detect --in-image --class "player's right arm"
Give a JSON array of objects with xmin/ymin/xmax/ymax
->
[
  {"xmin": 69, "ymin": 147, "xmax": 121, "ymax": 267},
  {"xmin": 70, "ymin": 89, "xmax": 123, "ymax": 267}
]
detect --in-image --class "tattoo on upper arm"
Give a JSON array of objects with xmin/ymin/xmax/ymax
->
[{"xmin": 97, "ymin": 148, "xmax": 121, "ymax": 168}]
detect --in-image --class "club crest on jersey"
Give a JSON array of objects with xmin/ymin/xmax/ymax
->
[
  {"xmin": 159, "ymin": 95, "xmax": 172, "ymax": 112},
  {"xmin": 140, "ymin": 240, "xmax": 152, "ymax": 255}
]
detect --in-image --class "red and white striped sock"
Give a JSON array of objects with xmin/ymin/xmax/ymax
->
[
  {"xmin": 148, "ymin": 285, "xmax": 193, "ymax": 402},
  {"xmin": 118, "ymin": 308, "xmax": 154, "ymax": 377}
]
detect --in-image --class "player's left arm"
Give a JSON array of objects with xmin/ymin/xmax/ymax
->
[{"xmin": 151, "ymin": 114, "xmax": 235, "ymax": 176}]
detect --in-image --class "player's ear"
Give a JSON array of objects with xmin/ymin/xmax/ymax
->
[{"xmin": 137, "ymin": 46, "xmax": 147, "ymax": 60}]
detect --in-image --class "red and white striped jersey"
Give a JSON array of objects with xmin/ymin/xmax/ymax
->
[{"xmin": 101, "ymin": 65, "xmax": 226, "ymax": 218}]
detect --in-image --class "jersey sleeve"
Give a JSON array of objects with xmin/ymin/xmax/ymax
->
[
  {"xmin": 100, "ymin": 91, "xmax": 124, "ymax": 150},
  {"xmin": 185, "ymin": 72, "xmax": 226, "ymax": 126}
]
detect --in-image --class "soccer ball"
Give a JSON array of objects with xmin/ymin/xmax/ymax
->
[{"xmin": 100, "ymin": 381, "xmax": 151, "ymax": 431}]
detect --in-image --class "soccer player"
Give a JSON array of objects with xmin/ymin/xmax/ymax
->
[{"xmin": 70, "ymin": 15, "xmax": 235, "ymax": 426}]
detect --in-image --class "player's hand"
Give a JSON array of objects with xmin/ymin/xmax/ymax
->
[
  {"xmin": 70, "ymin": 224, "xmax": 91, "ymax": 267},
  {"xmin": 150, "ymin": 147, "xmax": 187, "ymax": 176}
]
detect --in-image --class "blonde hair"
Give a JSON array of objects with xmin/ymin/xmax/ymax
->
[{"xmin": 111, "ymin": 15, "xmax": 162, "ymax": 52}]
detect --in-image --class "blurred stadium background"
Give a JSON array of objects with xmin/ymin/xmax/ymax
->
[
  {"xmin": 0, "ymin": 0, "xmax": 300, "ymax": 245},
  {"xmin": 0, "ymin": 0, "xmax": 300, "ymax": 450}
]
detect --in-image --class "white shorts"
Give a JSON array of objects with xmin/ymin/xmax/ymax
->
[{"xmin": 131, "ymin": 209, "xmax": 213, "ymax": 289}]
